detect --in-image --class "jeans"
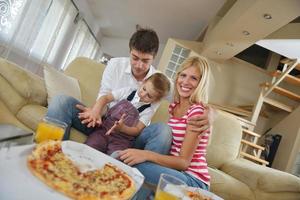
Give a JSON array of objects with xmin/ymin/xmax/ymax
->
[
  {"xmin": 46, "ymin": 95, "xmax": 95, "ymax": 140},
  {"xmin": 46, "ymin": 95, "xmax": 173, "ymax": 152}
]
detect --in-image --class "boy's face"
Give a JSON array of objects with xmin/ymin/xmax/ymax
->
[
  {"xmin": 138, "ymin": 81, "xmax": 160, "ymax": 103},
  {"xmin": 130, "ymin": 49, "xmax": 154, "ymax": 81}
]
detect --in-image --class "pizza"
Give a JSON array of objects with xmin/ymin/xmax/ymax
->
[
  {"xmin": 185, "ymin": 190, "xmax": 212, "ymax": 200},
  {"xmin": 27, "ymin": 140, "xmax": 135, "ymax": 200}
]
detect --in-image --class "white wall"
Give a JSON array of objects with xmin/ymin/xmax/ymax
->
[
  {"xmin": 73, "ymin": 0, "xmax": 100, "ymax": 36},
  {"xmin": 158, "ymin": 38, "xmax": 271, "ymax": 105},
  {"xmin": 100, "ymin": 36, "xmax": 165, "ymax": 67}
]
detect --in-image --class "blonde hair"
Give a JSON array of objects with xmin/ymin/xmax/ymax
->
[
  {"xmin": 145, "ymin": 73, "xmax": 170, "ymax": 100},
  {"xmin": 174, "ymin": 56, "xmax": 210, "ymax": 104}
]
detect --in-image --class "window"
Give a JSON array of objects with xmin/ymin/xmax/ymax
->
[
  {"xmin": 0, "ymin": 0, "xmax": 102, "ymax": 75},
  {"xmin": 165, "ymin": 45, "xmax": 190, "ymax": 80}
]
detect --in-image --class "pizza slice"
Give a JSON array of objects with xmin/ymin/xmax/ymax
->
[{"xmin": 27, "ymin": 140, "xmax": 135, "ymax": 200}]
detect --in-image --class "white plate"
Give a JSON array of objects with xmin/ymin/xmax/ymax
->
[
  {"xmin": 185, "ymin": 187, "xmax": 224, "ymax": 200},
  {"xmin": 0, "ymin": 141, "xmax": 144, "ymax": 200}
]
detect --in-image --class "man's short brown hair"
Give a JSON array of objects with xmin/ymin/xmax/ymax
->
[{"xmin": 129, "ymin": 27, "xmax": 159, "ymax": 57}]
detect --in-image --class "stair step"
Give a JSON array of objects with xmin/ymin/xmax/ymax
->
[
  {"xmin": 260, "ymin": 82, "xmax": 300, "ymax": 102},
  {"xmin": 241, "ymin": 139, "xmax": 265, "ymax": 150},
  {"xmin": 209, "ymin": 103, "xmax": 251, "ymax": 117},
  {"xmin": 264, "ymin": 97, "xmax": 294, "ymax": 112},
  {"xmin": 239, "ymin": 151, "xmax": 269, "ymax": 165},
  {"xmin": 242, "ymin": 129, "xmax": 261, "ymax": 138},
  {"xmin": 270, "ymin": 70, "xmax": 300, "ymax": 86},
  {"xmin": 280, "ymin": 58, "xmax": 300, "ymax": 71}
]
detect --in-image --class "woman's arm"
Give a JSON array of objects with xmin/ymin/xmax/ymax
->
[{"xmin": 119, "ymin": 129, "xmax": 200, "ymax": 170}]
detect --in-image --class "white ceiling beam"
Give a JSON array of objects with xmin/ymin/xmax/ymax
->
[{"xmin": 200, "ymin": 0, "xmax": 300, "ymax": 60}]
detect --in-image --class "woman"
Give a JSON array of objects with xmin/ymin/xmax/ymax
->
[{"xmin": 118, "ymin": 56, "xmax": 211, "ymax": 194}]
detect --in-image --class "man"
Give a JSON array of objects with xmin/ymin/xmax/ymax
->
[{"xmin": 46, "ymin": 27, "xmax": 210, "ymax": 155}]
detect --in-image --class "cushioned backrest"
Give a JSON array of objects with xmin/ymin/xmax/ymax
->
[
  {"xmin": 206, "ymin": 111, "xmax": 242, "ymax": 169},
  {"xmin": 151, "ymin": 100, "xmax": 170, "ymax": 123},
  {"xmin": 0, "ymin": 58, "xmax": 47, "ymax": 114},
  {"xmin": 64, "ymin": 57, "xmax": 105, "ymax": 107}
]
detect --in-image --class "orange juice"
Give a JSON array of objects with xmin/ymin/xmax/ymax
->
[
  {"xmin": 35, "ymin": 119, "xmax": 66, "ymax": 143},
  {"xmin": 154, "ymin": 190, "xmax": 180, "ymax": 200}
]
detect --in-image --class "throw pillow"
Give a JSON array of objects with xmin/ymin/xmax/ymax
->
[{"xmin": 44, "ymin": 65, "xmax": 82, "ymax": 104}]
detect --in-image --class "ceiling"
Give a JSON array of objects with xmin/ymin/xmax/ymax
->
[
  {"xmin": 85, "ymin": 0, "xmax": 226, "ymax": 44},
  {"xmin": 81, "ymin": 0, "xmax": 300, "ymax": 61}
]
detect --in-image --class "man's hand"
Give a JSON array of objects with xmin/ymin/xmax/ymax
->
[
  {"xmin": 187, "ymin": 105, "xmax": 214, "ymax": 134},
  {"xmin": 76, "ymin": 104, "xmax": 101, "ymax": 128},
  {"xmin": 105, "ymin": 114, "xmax": 126, "ymax": 135},
  {"xmin": 118, "ymin": 149, "xmax": 149, "ymax": 166}
]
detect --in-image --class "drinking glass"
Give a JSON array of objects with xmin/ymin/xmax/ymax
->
[
  {"xmin": 154, "ymin": 173, "xmax": 187, "ymax": 200},
  {"xmin": 34, "ymin": 117, "xmax": 67, "ymax": 143}
]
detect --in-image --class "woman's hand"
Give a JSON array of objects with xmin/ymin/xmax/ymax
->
[
  {"xmin": 76, "ymin": 104, "xmax": 101, "ymax": 128},
  {"xmin": 118, "ymin": 149, "xmax": 151, "ymax": 166}
]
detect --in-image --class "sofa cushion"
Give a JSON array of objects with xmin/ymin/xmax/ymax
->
[
  {"xmin": 16, "ymin": 104, "xmax": 47, "ymax": 131},
  {"xmin": 221, "ymin": 158, "xmax": 300, "ymax": 193},
  {"xmin": 44, "ymin": 65, "xmax": 82, "ymax": 104},
  {"xmin": 64, "ymin": 57, "xmax": 105, "ymax": 107},
  {"xmin": 151, "ymin": 100, "xmax": 170, "ymax": 123},
  {"xmin": 0, "ymin": 100, "xmax": 31, "ymax": 132},
  {"xmin": 209, "ymin": 167, "xmax": 254, "ymax": 200},
  {"xmin": 69, "ymin": 128, "xmax": 87, "ymax": 143},
  {"xmin": 0, "ymin": 58, "xmax": 47, "ymax": 105},
  {"xmin": 207, "ymin": 111, "xmax": 242, "ymax": 169},
  {"xmin": 0, "ymin": 75, "xmax": 26, "ymax": 114}
]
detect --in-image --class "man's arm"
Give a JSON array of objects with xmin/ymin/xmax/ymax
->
[
  {"xmin": 76, "ymin": 60, "xmax": 117, "ymax": 127},
  {"xmin": 77, "ymin": 93, "xmax": 114, "ymax": 128},
  {"xmin": 186, "ymin": 105, "xmax": 216, "ymax": 133},
  {"xmin": 97, "ymin": 59, "xmax": 116, "ymax": 99}
]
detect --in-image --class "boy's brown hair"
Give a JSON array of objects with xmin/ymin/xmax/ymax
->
[{"xmin": 145, "ymin": 73, "xmax": 170, "ymax": 100}]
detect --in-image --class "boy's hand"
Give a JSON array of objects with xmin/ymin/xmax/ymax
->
[
  {"xmin": 105, "ymin": 114, "xmax": 126, "ymax": 135},
  {"xmin": 76, "ymin": 104, "xmax": 102, "ymax": 128}
]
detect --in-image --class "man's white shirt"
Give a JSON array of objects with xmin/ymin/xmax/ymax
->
[{"xmin": 97, "ymin": 57, "xmax": 174, "ymax": 110}]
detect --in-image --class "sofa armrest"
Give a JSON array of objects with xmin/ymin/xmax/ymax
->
[{"xmin": 221, "ymin": 158, "xmax": 300, "ymax": 193}]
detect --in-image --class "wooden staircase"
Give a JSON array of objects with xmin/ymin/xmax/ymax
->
[
  {"xmin": 238, "ymin": 58, "xmax": 300, "ymax": 166},
  {"xmin": 239, "ymin": 129, "xmax": 269, "ymax": 166},
  {"xmin": 210, "ymin": 58, "xmax": 299, "ymax": 165},
  {"xmin": 251, "ymin": 58, "xmax": 300, "ymax": 124}
]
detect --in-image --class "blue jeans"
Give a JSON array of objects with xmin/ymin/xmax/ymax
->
[{"xmin": 46, "ymin": 95, "xmax": 173, "ymax": 153}]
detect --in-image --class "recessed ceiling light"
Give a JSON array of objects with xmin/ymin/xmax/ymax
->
[
  {"xmin": 215, "ymin": 51, "xmax": 222, "ymax": 55},
  {"xmin": 242, "ymin": 30, "xmax": 250, "ymax": 35},
  {"xmin": 263, "ymin": 14, "xmax": 272, "ymax": 19},
  {"xmin": 226, "ymin": 42, "xmax": 234, "ymax": 47}
]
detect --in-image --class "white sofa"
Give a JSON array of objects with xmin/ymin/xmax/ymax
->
[{"xmin": 1, "ymin": 57, "xmax": 300, "ymax": 200}]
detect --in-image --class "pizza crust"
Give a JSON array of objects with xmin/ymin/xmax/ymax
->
[{"xmin": 27, "ymin": 140, "xmax": 135, "ymax": 200}]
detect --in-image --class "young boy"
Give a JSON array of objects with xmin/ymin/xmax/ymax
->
[{"xmin": 84, "ymin": 73, "xmax": 170, "ymax": 156}]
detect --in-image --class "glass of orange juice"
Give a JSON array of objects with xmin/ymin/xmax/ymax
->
[
  {"xmin": 34, "ymin": 117, "xmax": 67, "ymax": 143},
  {"xmin": 154, "ymin": 173, "xmax": 187, "ymax": 200}
]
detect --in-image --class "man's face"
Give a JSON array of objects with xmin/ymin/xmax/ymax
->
[{"xmin": 130, "ymin": 49, "xmax": 154, "ymax": 80}]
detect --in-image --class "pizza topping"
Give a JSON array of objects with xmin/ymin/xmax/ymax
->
[{"xmin": 27, "ymin": 140, "xmax": 135, "ymax": 200}]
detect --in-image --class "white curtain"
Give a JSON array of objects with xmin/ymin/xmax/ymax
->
[
  {"xmin": 62, "ymin": 19, "xmax": 102, "ymax": 70},
  {"xmin": 0, "ymin": 0, "xmax": 102, "ymax": 76}
]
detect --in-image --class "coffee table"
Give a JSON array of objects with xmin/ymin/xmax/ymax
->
[{"xmin": 0, "ymin": 124, "xmax": 34, "ymax": 148}]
